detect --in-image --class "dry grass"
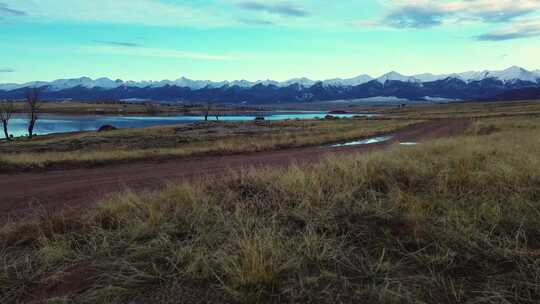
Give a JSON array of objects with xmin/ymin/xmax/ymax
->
[
  {"xmin": 9, "ymin": 101, "xmax": 223, "ymax": 115},
  {"xmin": 1, "ymin": 114, "xmax": 539, "ymax": 303},
  {"xmin": 0, "ymin": 118, "xmax": 415, "ymax": 173},
  {"xmin": 382, "ymin": 100, "xmax": 540, "ymax": 120}
]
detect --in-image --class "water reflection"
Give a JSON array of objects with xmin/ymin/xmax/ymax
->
[
  {"xmin": 331, "ymin": 135, "xmax": 394, "ymax": 147},
  {"xmin": 3, "ymin": 112, "xmax": 376, "ymax": 139}
]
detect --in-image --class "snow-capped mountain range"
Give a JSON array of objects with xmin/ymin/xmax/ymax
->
[
  {"xmin": 1, "ymin": 66, "xmax": 539, "ymax": 92},
  {"xmin": 1, "ymin": 66, "xmax": 540, "ymax": 103}
]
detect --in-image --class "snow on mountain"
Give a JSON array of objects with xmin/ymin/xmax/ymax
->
[
  {"xmin": 124, "ymin": 80, "xmax": 155, "ymax": 88},
  {"xmin": 349, "ymin": 96, "xmax": 411, "ymax": 103},
  {"xmin": 229, "ymin": 80, "xmax": 254, "ymax": 88},
  {"xmin": 172, "ymin": 77, "xmax": 214, "ymax": 90},
  {"xmin": 0, "ymin": 83, "xmax": 25, "ymax": 91},
  {"xmin": 493, "ymin": 66, "xmax": 538, "ymax": 83},
  {"xmin": 0, "ymin": 81, "xmax": 49, "ymax": 91},
  {"xmin": 455, "ymin": 70, "xmax": 490, "ymax": 82},
  {"xmin": 535, "ymin": 70, "xmax": 540, "ymax": 81},
  {"xmin": 323, "ymin": 75, "xmax": 373, "ymax": 87},
  {"xmin": 279, "ymin": 77, "xmax": 316, "ymax": 87},
  {"xmin": 381, "ymin": 67, "xmax": 540, "ymax": 84},
  {"xmin": 126, "ymin": 77, "xmax": 218, "ymax": 90},
  {"xmin": 377, "ymin": 71, "xmax": 419, "ymax": 83},
  {"xmin": 456, "ymin": 66, "xmax": 538, "ymax": 83},
  {"xmin": 423, "ymin": 96, "xmax": 461, "ymax": 102},
  {"xmin": 48, "ymin": 77, "xmax": 124, "ymax": 90},
  {"xmin": 45, "ymin": 77, "xmax": 90, "ymax": 90},
  {"xmin": 93, "ymin": 78, "xmax": 124, "ymax": 89},
  {"xmin": 1, "ymin": 66, "xmax": 539, "ymax": 93},
  {"xmin": 254, "ymin": 80, "xmax": 280, "ymax": 86},
  {"xmin": 411, "ymin": 73, "xmax": 450, "ymax": 82}
]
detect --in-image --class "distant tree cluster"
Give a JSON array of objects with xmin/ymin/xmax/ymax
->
[{"xmin": 144, "ymin": 102, "xmax": 161, "ymax": 115}]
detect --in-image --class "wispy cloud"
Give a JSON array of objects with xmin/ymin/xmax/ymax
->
[
  {"xmin": 84, "ymin": 45, "xmax": 235, "ymax": 61},
  {"xmin": 0, "ymin": 2, "xmax": 26, "ymax": 16},
  {"xmin": 237, "ymin": 18, "xmax": 275, "ymax": 26},
  {"xmin": 371, "ymin": 0, "xmax": 540, "ymax": 29},
  {"xmin": 0, "ymin": 0, "xmax": 230, "ymax": 27},
  {"xmin": 94, "ymin": 40, "xmax": 141, "ymax": 48},
  {"xmin": 236, "ymin": 1, "xmax": 308, "ymax": 17},
  {"xmin": 0, "ymin": 68, "xmax": 14, "ymax": 73},
  {"xmin": 383, "ymin": 4, "xmax": 447, "ymax": 28},
  {"xmin": 476, "ymin": 19, "xmax": 540, "ymax": 41}
]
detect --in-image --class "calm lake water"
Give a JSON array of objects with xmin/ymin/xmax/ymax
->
[{"xmin": 3, "ymin": 112, "xmax": 375, "ymax": 139}]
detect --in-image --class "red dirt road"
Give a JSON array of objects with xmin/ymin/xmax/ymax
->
[{"xmin": 0, "ymin": 118, "xmax": 470, "ymax": 219}]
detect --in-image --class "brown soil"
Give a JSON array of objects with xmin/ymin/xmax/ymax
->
[{"xmin": 0, "ymin": 118, "xmax": 470, "ymax": 220}]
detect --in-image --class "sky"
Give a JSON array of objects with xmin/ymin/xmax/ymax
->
[{"xmin": 1, "ymin": 0, "xmax": 540, "ymax": 83}]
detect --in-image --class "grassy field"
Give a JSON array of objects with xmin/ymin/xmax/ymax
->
[
  {"xmin": 3, "ymin": 100, "xmax": 539, "ymax": 174},
  {"xmin": 1, "ymin": 108, "xmax": 540, "ymax": 303},
  {"xmin": 8, "ymin": 101, "xmax": 261, "ymax": 115},
  {"xmin": 380, "ymin": 100, "xmax": 540, "ymax": 119},
  {"xmin": 0, "ymin": 118, "xmax": 416, "ymax": 173}
]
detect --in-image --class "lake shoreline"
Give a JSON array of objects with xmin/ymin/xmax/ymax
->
[{"xmin": 2, "ymin": 112, "xmax": 377, "ymax": 139}]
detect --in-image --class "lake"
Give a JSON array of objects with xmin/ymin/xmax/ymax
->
[{"xmin": 2, "ymin": 112, "xmax": 375, "ymax": 139}]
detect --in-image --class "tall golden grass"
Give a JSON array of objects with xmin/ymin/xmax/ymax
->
[{"xmin": 1, "ymin": 115, "xmax": 539, "ymax": 303}]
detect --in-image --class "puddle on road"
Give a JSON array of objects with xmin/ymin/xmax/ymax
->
[{"xmin": 331, "ymin": 135, "xmax": 394, "ymax": 147}]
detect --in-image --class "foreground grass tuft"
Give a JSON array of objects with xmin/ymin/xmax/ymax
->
[{"xmin": 1, "ymin": 116, "xmax": 540, "ymax": 303}]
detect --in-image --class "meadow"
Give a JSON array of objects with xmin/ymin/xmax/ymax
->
[
  {"xmin": 0, "ymin": 118, "xmax": 414, "ymax": 173},
  {"xmin": 1, "ymin": 101, "xmax": 540, "ymax": 303},
  {"xmin": 8, "ymin": 101, "xmax": 208, "ymax": 115}
]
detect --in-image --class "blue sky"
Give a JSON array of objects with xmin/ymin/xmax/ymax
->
[{"xmin": 1, "ymin": 0, "xmax": 540, "ymax": 83}]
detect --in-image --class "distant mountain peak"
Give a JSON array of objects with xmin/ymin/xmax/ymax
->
[
  {"xmin": 506, "ymin": 65, "xmax": 525, "ymax": 71},
  {"xmin": 323, "ymin": 74, "xmax": 373, "ymax": 87},
  {"xmin": 377, "ymin": 71, "xmax": 418, "ymax": 83},
  {"xmin": 485, "ymin": 66, "xmax": 537, "ymax": 83}
]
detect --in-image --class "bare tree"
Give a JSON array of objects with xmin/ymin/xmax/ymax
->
[
  {"xmin": 204, "ymin": 102, "xmax": 212, "ymax": 122},
  {"xmin": 0, "ymin": 100, "xmax": 14, "ymax": 141},
  {"xmin": 26, "ymin": 88, "xmax": 42, "ymax": 139},
  {"xmin": 202, "ymin": 102, "xmax": 221, "ymax": 121}
]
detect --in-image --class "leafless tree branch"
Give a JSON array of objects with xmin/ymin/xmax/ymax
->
[{"xmin": 0, "ymin": 100, "xmax": 14, "ymax": 141}]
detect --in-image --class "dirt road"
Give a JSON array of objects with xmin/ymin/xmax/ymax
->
[{"xmin": 0, "ymin": 118, "xmax": 470, "ymax": 219}]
